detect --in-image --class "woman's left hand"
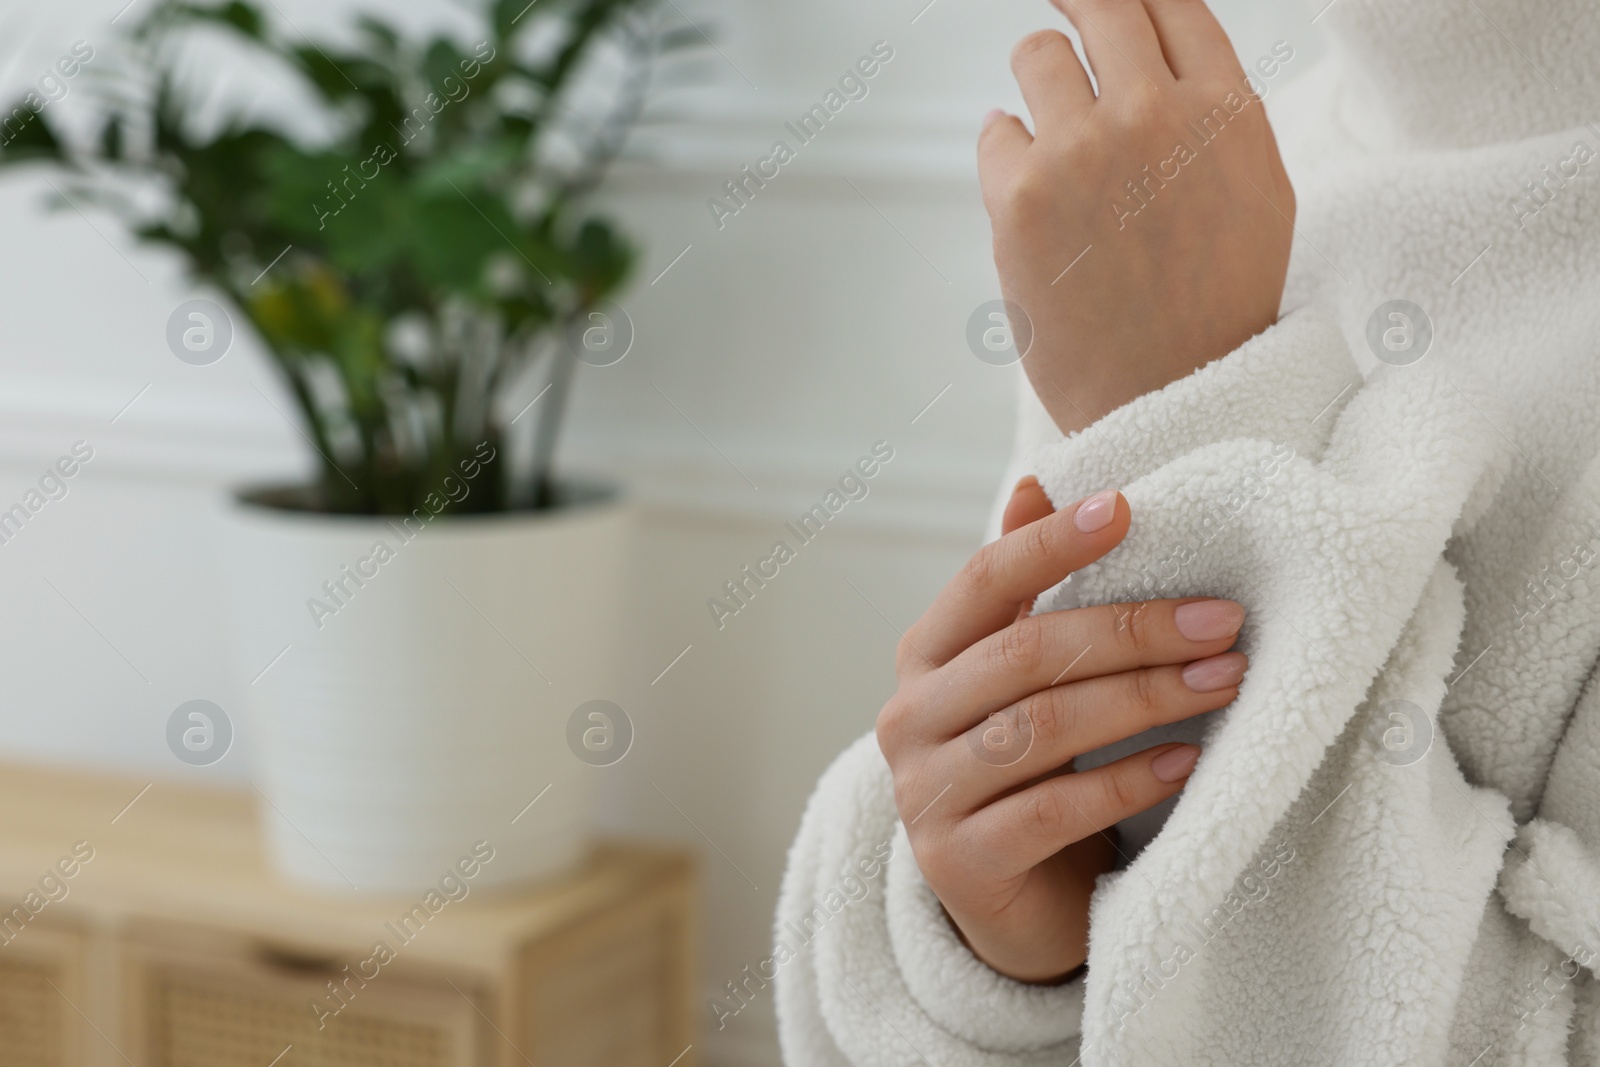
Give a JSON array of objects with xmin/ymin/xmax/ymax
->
[{"xmin": 877, "ymin": 478, "xmax": 1246, "ymax": 982}]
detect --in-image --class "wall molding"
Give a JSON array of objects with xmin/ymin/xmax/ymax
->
[
  {"xmin": 620, "ymin": 99, "xmax": 985, "ymax": 185},
  {"xmin": 0, "ymin": 382, "xmax": 1001, "ymax": 544}
]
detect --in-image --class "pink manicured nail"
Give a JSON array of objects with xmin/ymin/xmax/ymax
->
[
  {"xmin": 1151, "ymin": 745, "xmax": 1201, "ymax": 783},
  {"xmin": 1173, "ymin": 599, "xmax": 1244, "ymax": 642},
  {"xmin": 1073, "ymin": 490, "xmax": 1119, "ymax": 533},
  {"xmin": 982, "ymin": 108, "xmax": 1005, "ymax": 130},
  {"xmin": 1181, "ymin": 652, "xmax": 1247, "ymax": 693}
]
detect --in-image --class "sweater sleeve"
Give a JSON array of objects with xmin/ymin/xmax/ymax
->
[
  {"xmin": 778, "ymin": 298, "xmax": 1574, "ymax": 1062},
  {"xmin": 1500, "ymin": 662, "xmax": 1600, "ymax": 977},
  {"xmin": 774, "ymin": 308, "xmax": 1368, "ymax": 1065},
  {"xmin": 773, "ymin": 733, "xmax": 1087, "ymax": 1066}
]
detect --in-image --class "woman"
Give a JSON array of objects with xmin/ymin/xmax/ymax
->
[{"xmin": 776, "ymin": 0, "xmax": 1600, "ymax": 1062}]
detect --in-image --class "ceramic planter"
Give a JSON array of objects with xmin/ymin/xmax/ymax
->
[{"xmin": 217, "ymin": 482, "xmax": 630, "ymax": 893}]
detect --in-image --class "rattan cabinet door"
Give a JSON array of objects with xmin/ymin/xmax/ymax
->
[
  {"xmin": 518, "ymin": 881, "xmax": 695, "ymax": 1067},
  {"xmin": 121, "ymin": 929, "xmax": 483, "ymax": 1067},
  {"xmin": 0, "ymin": 924, "xmax": 89, "ymax": 1067}
]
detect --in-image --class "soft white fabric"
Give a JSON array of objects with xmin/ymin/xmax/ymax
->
[{"xmin": 775, "ymin": 0, "xmax": 1600, "ymax": 1063}]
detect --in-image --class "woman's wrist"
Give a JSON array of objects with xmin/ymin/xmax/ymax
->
[{"xmin": 1024, "ymin": 316, "xmax": 1281, "ymax": 437}]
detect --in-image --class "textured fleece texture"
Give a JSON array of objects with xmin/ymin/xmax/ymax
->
[{"xmin": 776, "ymin": 0, "xmax": 1600, "ymax": 1063}]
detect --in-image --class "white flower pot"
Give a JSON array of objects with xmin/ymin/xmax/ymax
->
[{"xmin": 216, "ymin": 482, "xmax": 631, "ymax": 894}]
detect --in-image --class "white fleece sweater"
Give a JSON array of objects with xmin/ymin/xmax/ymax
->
[{"xmin": 775, "ymin": 1, "xmax": 1600, "ymax": 1064}]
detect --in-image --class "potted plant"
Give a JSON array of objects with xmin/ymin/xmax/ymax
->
[{"xmin": 0, "ymin": 0, "xmax": 681, "ymax": 891}]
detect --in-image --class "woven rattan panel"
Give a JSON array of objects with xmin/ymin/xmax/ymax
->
[
  {"xmin": 0, "ymin": 955, "xmax": 63, "ymax": 1067},
  {"xmin": 523, "ymin": 908, "xmax": 669, "ymax": 1067},
  {"xmin": 148, "ymin": 971, "xmax": 449, "ymax": 1067}
]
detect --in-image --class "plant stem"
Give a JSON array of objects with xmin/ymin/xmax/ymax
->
[{"xmin": 528, "ymin": 338, "xmax": 578, "ymax": 508}]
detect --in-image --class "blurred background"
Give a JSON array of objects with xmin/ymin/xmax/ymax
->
[{"xmin": 0, "ymin": 0, "xmax": 1321, "ymax": 1063}]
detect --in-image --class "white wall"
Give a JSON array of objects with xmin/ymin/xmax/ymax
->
[{"xmin": 0, "ymin": 0, "xmax": 1320, "ymax": 1062}]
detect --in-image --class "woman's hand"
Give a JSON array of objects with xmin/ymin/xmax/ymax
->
[
  {"xmin": 878, "ymin": 478, "xmax": 1246, "ymax": 982},
  {"xmin": 980, "ymin": 0, "xmax": 1295, "ymax": 435}
]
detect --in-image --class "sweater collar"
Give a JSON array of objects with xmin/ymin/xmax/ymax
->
[{"xmin": 1319, "ymin": 0, "xmax": 1600, "ymax": 150}]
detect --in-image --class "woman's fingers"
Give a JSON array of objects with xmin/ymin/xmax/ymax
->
[
  {"xmin": 952, "ymin": 743, "xmax": 1200, "ymax": 879},
  {"xmin": 1049, "ymin": 0, "xmax": 1172, "ymax": 95},
  {"xmin": 903, "ymin": 596, "xmax": 1245, "ymax": 739},
  {"xmin": 1138, "ymin": 0, "xmax": 1244, "ymax": 82},
  {"xmin": 1009, "ymin": 29, "xmax": 1095, "ymax": 133},
  {"xmin": 898, "ymin": 490, "xmax": 1128, "ymax": 674},
  {"xmin": 1000, "ymin": 476, "xmax": 1058, "ymax": 623},
  {"xmin": 1001, "ymin": 476, "xmax": 1056, "ymax": 537},
  {"xmin": 942, "ymin": 653, "xmax": 1244, "ymax": 810},
  {"xmin": 977, "ymin": 110, "xmax": 1033, "ymax": 216}
]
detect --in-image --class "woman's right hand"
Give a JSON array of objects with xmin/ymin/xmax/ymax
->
[
  {"xmin": 980, "ymin": 0, "xmax": 1295, "ymax": 437},
  {"xmin": 877, "ymin": 478, "xmax": 1247, "ymax": 982}
]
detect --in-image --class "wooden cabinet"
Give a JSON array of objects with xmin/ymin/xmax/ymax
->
[
  {"xmin": 121, "ymin": 924, "xmax": 482, "ymax": 1067},
  {"xmin": 0, "ymin": 926, "xmax": 88, "ymax": 1065},
  {"xmin": 0, "ymin": 764, "xmax": 696, "ymax": 1067}
]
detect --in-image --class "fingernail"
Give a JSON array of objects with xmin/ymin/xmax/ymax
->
[
  {"xmin": 1013, "ymin": 475, "xmax": 1039, "ymax": 495},
  {"xmin": 1073, "ymin": 490, "xmax": 1118, "ymax": 533},
  {"xmin": 1173, "ymin": 599, "xmax": 1244, "ymax": 642},
  {"xmin": 982, "ymin": 108, "xmax": 1005, "ymax": 130},
  {"xmin": 1151, "ymin": 744, "xmax": 1201, "ymax": 783},
  {"xmin": 1181, "ymin": 652, "xmax": 1247, "ymax": 693}
]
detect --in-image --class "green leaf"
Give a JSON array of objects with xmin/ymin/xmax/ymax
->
[
  {"xmin": 0, "ymin": 102, "xmax": 63, "ymax": 163},
  {"xmin": 568, "ymin": 216, "xmax": 632, "ymax": 297},
  {"xmin": 355, "ymin": 15, "xmax": 401, "ymax": 53},
  {"xmin": 491, "ymin": 0, "xmax": 537, "ymax": 42},
  {"xmin": 99, "ymin": 115, "xmax": 125, "ymax": 161},
  {"xmin": 290, "ymin": 46, "xmax": 390, "ymax": 101},
  {"xmin": 162, "ymin": 1, "xmax": 267, "ymax": 40},
  {"xmin": 213, "ymin": 0, "xmax": 265, "ymax": 37},
  {"xmin": 405, "ymin": 192, "xmax": 514, "ymax": 288},
  {"xmin": 411, "ymin": 141, "xmax": 523, "ymax": 195},
  {"xmin": 316, "ymin": 180, "xmax": 410, "ymax": 277},
  {"xmin": 422, "ymin": 38, "xmax": 469, "ymax": 94}
]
